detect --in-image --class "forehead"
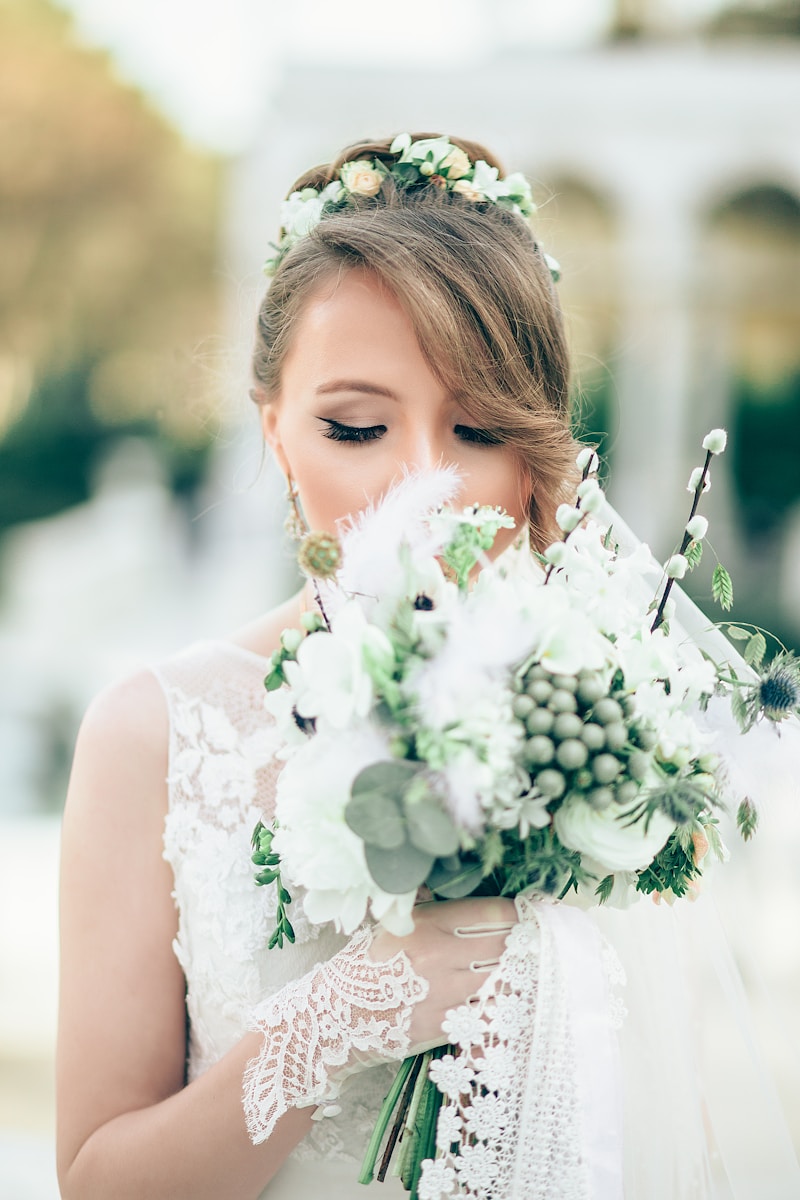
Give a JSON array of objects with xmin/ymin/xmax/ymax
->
[{"xmin": 280, "ymin": 268, "xmax": 432, "ymax": 385}]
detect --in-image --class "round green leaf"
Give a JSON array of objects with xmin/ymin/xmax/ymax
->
[
  {"xmin": 364, "ymin": 840, "xmax": 434, "ymax": 894},
  {"xmin": 345, "ymin": 789, "xmax": 405, "ymax": 850},
  {"xmin": 426, "ymin": 855, "xmax": 486, "ymax": 899},
  {"xmin": 405, "ymin": 799, "xmax": 460, "ymax": 858}
]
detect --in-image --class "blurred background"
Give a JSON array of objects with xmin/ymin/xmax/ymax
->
[{"xmin": 1, "ymin": 0, "xmax": 799, "ymax": 1195}]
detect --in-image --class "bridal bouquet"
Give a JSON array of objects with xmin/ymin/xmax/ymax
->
[{"xmin": 251, "ymin": 431, "xmax": 799, "ymax": 1196}]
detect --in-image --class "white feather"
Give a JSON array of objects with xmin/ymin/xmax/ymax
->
[{"xmin": 324, "ymin": 468, "xmax": 461, "ymax": 617}]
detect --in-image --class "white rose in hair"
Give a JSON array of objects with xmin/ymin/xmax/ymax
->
[{"xmin": 340, "ymin": 160, "xmax": 383, "ymax": 197}]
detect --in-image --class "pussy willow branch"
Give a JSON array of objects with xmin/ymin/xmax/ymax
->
[
  {"xmin": 650, "ymin": 448, "xmax": 712, "ymax": 633},
  {"xmin": 543, "ymin": 459, "xmax": 595, "ymax": 587}
]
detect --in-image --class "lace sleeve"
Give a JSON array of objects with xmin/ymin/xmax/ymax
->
[{"xmin": 242, "ymin": 926, "xmax": 429, "ymax": 1144}]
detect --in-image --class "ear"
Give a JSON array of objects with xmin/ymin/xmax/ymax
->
[{"xmin": 260, "ymin": 402, "xmax": 290, "ymax": 477}]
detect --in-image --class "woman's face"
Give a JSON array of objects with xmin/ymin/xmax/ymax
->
[{"xmin": 262, "ymin": 269, "xmax": 527, "ymax": 549}]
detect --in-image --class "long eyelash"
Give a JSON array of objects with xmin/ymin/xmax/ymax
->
[
  {"xmin": 319, "ymin": 419, "xmax": 386, "ymax": 444},
  {"xmin": 455, "ymin": 425, "xmax": 502, "ymax": 446}
]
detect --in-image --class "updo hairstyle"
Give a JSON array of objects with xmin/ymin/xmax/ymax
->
[{"xmin": 251, "ymin": 133, "xmax": 579, "ymax": 549}]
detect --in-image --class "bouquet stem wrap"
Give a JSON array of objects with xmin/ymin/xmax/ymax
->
[{"xmin": 420, "ymin": 897, "xmax": 624, "ymax": 1200}]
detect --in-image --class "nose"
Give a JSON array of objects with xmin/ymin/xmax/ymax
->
[{"xmin": 400, "ymin": 423, "xmax": 449, "ymax": 475}]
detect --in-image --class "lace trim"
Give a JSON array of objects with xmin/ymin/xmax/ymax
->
[
  {"xmin": 420, "ymin": 897, "xmax": 590, "ymax": 1200},
  {"xmin": 243, "ymin": 926, "xmax": 429, "ymax": 1145}
]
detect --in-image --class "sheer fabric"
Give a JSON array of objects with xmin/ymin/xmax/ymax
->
[{"xmin": 154, "ymin": 642, "xmax": 410, "ymax": 1197}]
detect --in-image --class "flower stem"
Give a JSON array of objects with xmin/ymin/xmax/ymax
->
[
  {"xmin": 357, "ymin": 1055, "xmax": 416, "ymax": 1184},
  {"xmin": 376, "ymin": 1052, "xmax": 426, "ymax": 1182},
  {"xmin": 651, "ymin": 448, "xmax": 712, "ymax": 633}
]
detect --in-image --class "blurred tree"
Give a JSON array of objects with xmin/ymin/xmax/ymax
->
[{"xmin": 0, "ymin": 0, "xmax": 223, "ymax": 529}]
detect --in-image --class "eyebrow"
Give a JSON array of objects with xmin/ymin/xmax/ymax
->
[{"xmin": 314, "ymin": 379, "xmax": 399, "ymax": 400}]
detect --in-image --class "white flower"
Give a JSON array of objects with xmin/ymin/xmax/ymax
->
[
  {"xmin": 556, "ymin": 503, "xmax": 582, "ymax": 533},
  {"xmin": 390, "ymin": 132, "xmax": 412, "ymax": 155},
  {"xmin": 454, "ymin": 1141, "xmax": 498, "ymax": 1191},
  {"xmin": 666, "ymin": 554, "xmax": 688, "ymax": 579},
  {"xmin": 463, "ymin": 1091, "xmax": 505, "ymax": 1140},
  {"xmin": 288, "ymin": 601, "xmax": 389, "ymax": 729},
  {"xmin": 702, "ymin": 428, "xmax": 728, "ymax": 454},
  {"xmin": 687, "ymin": 467, "xmax": 710, "ymax": 494},
  {"xmin": 685, "ymin": 515, "xmax": 708, "ymax": 540},
  {"xmin": 340, "ymin": 159, "xmax": 384, "ymax": 197},
  {"xmin": 554, "ymin": 793, "xmax": 676, "ymax": 873},
  {"xmin": 435, "ymin": 1104, "xmax": 462, "ymax": 1153},
  {"xmin": 576, "ymin": 446, "xmax": 599, "ymax": 473},
  {"xmin": 429, "ymin": 1054, "xmax": 475, "ymax": 1100},
  {"xmin": 442, "ymin": 1004, "xmax": 488, "ymax": 1047},
  {"xmin": 418, "ymin": 1158, "xmax": 457, "ymax": 1200}
]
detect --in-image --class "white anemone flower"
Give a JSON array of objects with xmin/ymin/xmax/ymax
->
[{"xmin": 287, "ymin": 601, "xmax": 391, "ymax": 730}]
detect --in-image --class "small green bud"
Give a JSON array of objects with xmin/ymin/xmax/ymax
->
[
  {"xmin": 528, "ymin": 679, "xmax": 553, "ymax": 705},
  {"xmin": 591, "ymin": 697, "xmax": 624, "ymax": 726},
  {"xmin": 576, "ymin": 675, "xmax": 605, "ymax": 706},
  {"xmin": 592, "ymin": 753, "xmax": 621, "ymax": 785},
  {"xmin": 512, "ymin": 694, "xmax": 535, "ymax": 720},
  {"xmin": 555, "ymin": 739, "xmax": 589, "ymax": 771},
  {"xmin": 552, "ymin": 712, "xmax": 584, "ymax": 741},
  {"xmin": 580, "ymin": 723, "xmax": 606, "ymax": 753},
  {"xmin": 603, "ymin": 722, "xmax": 628, "ymax": 753},
  {"xmin": 525, "ymin": 736, "xmax": 555, "ymax": 767},
  {"xmin": 588, "ymin": 787, "xmax": 614, "ymax": 810},
  {"xmin": 526, "ymin": 708, "xmax": 555, "ymax": 736},
  {"xmin": 549, "ymin": 689, "xmax": 578, "ymax": 714},
  {"xmin": 535, "ymin": 768, "xmax": 566, "ymax": 799}
]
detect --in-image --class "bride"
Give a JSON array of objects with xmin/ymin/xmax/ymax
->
[{"xmin": 56, "ymin": 132, "xmax": 799, "ymax": 1199}]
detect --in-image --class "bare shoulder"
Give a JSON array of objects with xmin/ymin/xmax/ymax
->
[{"xmin": 66, "ymin": 669, "xmax": 169, "ymax": 830}]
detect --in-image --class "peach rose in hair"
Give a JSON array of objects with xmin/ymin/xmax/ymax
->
[
  {"xmin": 340, "ymin": 160, "xmax": 383, "ymax": 197},
  {"xmin": 441, "ymin": 146, "xmax": 471, "ymax": 179},
  {"xmin": 452, "ymin": 179, "xmax": 483, "ymax": 202}
]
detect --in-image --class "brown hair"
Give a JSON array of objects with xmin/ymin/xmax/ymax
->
[{"xmin": 251, "ymin": 133, "xmax": 578, "ymax": 549}]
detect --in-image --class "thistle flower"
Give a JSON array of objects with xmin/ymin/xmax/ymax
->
[
  {"xmin": 298, "ymin": 531, "xmax": 342, "ymax": 579},
  {"xmin": 757, "ymin": 653, "xmax": 800, "ymax": 722}
]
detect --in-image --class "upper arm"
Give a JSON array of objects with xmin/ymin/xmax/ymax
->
[{"xmin": 56, "ymin": 669, "xmax": 186, "ymax": 1176}]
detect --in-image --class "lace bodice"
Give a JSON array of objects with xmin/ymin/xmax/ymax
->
[{"xmin": 152, "ymin": 640, "xmax": 405, "ymax": 1190}]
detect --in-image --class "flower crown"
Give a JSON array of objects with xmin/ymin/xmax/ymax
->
[{"xmin": 263, "ymin": 132, "xmax": 561, "ymax": 282}]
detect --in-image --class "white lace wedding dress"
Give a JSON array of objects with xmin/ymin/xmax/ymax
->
[{"xmin": 153, "ymin": 640, "xmax": 409, "ymax": 1199}]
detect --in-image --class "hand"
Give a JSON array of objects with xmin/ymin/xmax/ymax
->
[{"xmin": 369, "ymin": 896, "xmax": 517, "ymax": 1050}]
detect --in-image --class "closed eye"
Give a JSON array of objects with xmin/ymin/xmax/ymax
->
[
  {"xmin": 319, "ymin": 418, "xmax": 386, "ymax": 443},
  {"xmin": 455, "ymin": 425, "xmax": 503, "ymax": 446}
]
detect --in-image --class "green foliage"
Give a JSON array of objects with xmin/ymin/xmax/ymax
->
[
  {"xmin": 251, "ymin": 822, "xmax": 295, "ymax": 948},
  {"xmin": 743, "ymin": 631, "xmax": 767, "ymax": 669},
  {"xmin": 635, "ymin": 831, "xmax": 699, "ymax": 898},
  {"xmin": 712, "ymin": 563, "xmax": 734, "ymax": 611},
  {"xmin": 595, "ymin": 874, "xmax": 615, "ymax": 904},
  {"xmin": 737, "ymin": 797, "xmax": 759, "ymax": 841},
  {"xmin": 684, "ymin": 539, "xmax": 703, "ymax": 570}
]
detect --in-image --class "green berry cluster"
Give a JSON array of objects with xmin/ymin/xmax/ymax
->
[{"xmin": 513, "ymin": 664, "xmax": 655, "ymax": 811}]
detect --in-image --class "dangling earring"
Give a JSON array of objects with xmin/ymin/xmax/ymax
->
[{"xmin": 284, "ymin": 474, "xmax": 308, "ymax": 541}]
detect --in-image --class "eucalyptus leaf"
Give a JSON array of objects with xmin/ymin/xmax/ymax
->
[
  {"xmin": 352, "ymin": 760, "xmax": 421, "ymax": 803},
  {"xmin": 345, "ymin": 789, "xmax": 405, "ymax": 850},
  {"xmin": 364, "ymin": 840, "xmax": 434, "ymax": 894},
  {"xmin": 405, "ymin": 799, "xmax": 460, "ymax": 858},
  {"xmin": 426, "ymin": 855, "xmax": 486, "ymax": 899}
]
